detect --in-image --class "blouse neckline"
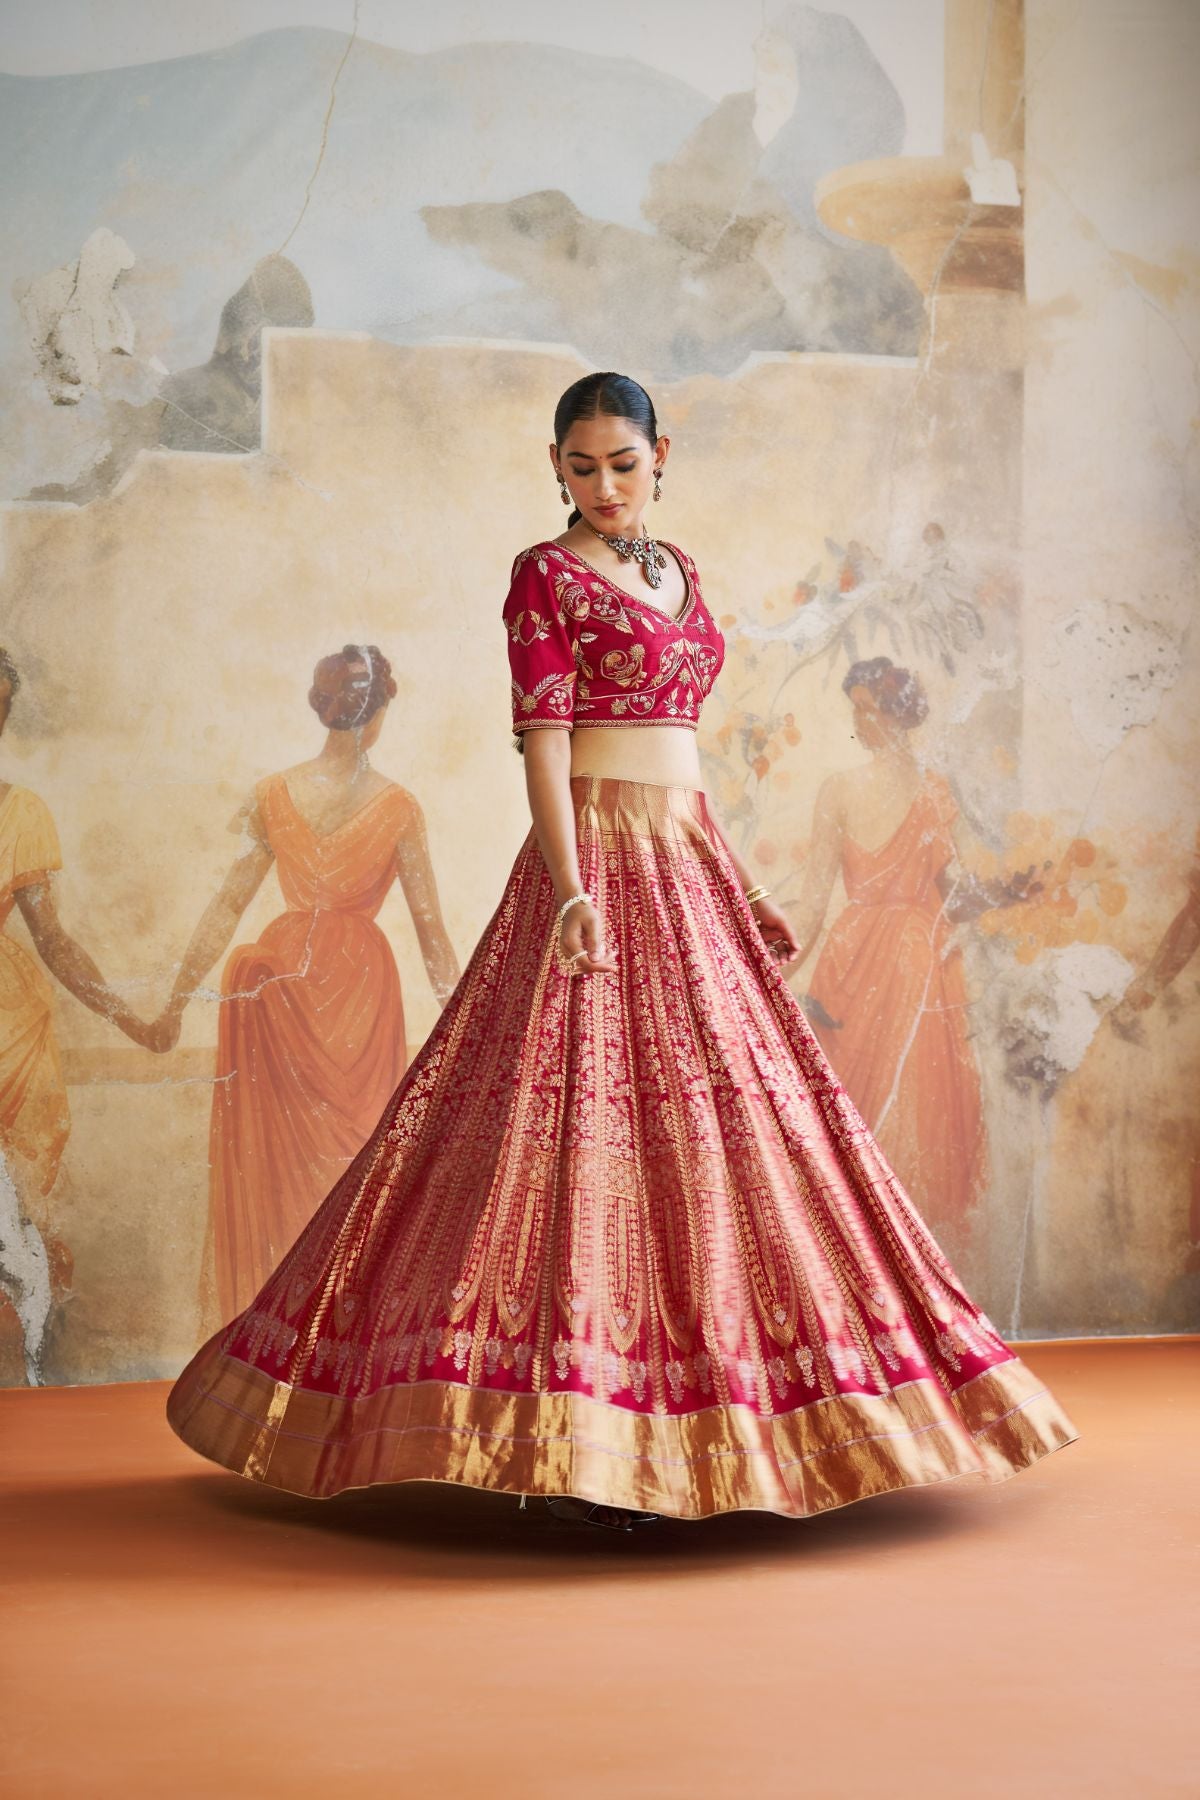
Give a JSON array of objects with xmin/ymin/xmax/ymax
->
[{"xmin": 547, "ymin": 539, "xmax": 697, "ymax": 628}]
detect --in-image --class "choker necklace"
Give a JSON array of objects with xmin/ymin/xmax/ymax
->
[{"xmin": 582, "ymin": 518, "xmax": 667, "ymax": 589}]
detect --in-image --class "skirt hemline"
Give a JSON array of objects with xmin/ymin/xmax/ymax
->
[{"xmin": 166, "ymin": 1339, "xmax": 1080, "ymax": 1522}]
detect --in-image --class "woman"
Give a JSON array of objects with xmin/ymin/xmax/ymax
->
[
  {"xmin": 167, "ymin": 373, "xmax": 1079, "ymax": 1531},
  {"xmin": 796, "ymin": 657, "xmax": 1039, "ymax": 1268},
  {"xmin": 0, "ymin": 649, "xmax": 165, "ymax": 1383},
  {"xmin": 153, "ymin": 646, "xmax": 460, "ymax": 1325}
]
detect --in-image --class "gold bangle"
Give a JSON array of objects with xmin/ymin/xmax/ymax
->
[{"xmin": 743, "ymin": 884, "xmax": 771, "ymax": 906}]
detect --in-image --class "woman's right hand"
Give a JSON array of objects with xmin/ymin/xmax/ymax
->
[{"xmin": 559, "ymin": 898, "xmax": 618, "ymax": 976}]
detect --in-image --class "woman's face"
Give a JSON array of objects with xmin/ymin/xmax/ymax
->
[
  {"xmin": 552, "ymin": 417, "xmax": 664, "ymax": 533},
  {"xmin": 848, "ymin": 684, "xmax": 889, "ymax": 749}
]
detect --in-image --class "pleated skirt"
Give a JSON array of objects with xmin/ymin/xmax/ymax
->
[{"xmin": 166, "ymin": 774, "xmax": 1080, "ymax": 1519}]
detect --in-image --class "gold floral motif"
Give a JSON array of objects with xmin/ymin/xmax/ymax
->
[
  {"xmin": 513, "ymin": 667, "xmax": 575, "ymax": 720},
  {"xmin": 598, "ymin": 644, "xmax": 647, "ymax": 688}
]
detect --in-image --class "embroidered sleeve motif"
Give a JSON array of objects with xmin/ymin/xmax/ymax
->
[
  {"xmin": 503, "ymin": 549, "xmax": 577, "ymax": 732},
  {"xmin": 503, "ymin": 540, "xmax": 725, "ymax": 731}
]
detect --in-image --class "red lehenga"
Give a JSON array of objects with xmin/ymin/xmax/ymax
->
[{"xmin": 167, "ymin": 541, "xmax": 1079, "ymax": 1519}]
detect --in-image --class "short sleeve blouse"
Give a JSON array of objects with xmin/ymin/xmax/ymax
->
[
  {"xmin": 502, "ymin": 547, "xmax": 577, "ymax": 733},
  {"xmin": 501, "ymin": 539, "xmax": 725, "ymax": 736}
]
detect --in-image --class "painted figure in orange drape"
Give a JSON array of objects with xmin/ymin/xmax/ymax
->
[
  {"xmin": 153, "ymin": 646, "xmax": 460, "ymax": 1323},
  {"xmin": 0, "ymin": 649, "xmax": 165, "ymax": 1383},
  {"xmin": 791, "ymin": 657, "xmax": 1039, "ymax": 1262}
]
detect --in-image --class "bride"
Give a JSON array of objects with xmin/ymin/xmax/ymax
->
[{"xmin": 167, "ymin": 370, "xmax": 1079, "ymax": 1532}]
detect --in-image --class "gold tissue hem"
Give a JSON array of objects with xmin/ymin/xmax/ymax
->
[{"xmin": 167, "ymin": 1341, "xmax": 1079, "ymax": 1520}]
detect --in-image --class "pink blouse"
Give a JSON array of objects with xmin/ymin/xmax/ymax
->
[{"xmin": 502, "ymin": 539, "xmax": 725, "ymax": 734}]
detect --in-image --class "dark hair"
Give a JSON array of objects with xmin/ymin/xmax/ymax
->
[
  {"xmin": 0, "ymin": 648, "xmax": 19, "ymax": 697},
  {"xmin": 553, "ymin": 371, "xmax": 658, "ymax": 529},
  {"xmin": 309, "ymin": 644, "xmax": 397, "ymax": 731},
  {"xmin": 842, "ymin": 656, "xmax": 928, "ymax": 730}
]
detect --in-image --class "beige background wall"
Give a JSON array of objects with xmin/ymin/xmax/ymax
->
[{"xmin": 0, "ymin": 0, "xmax": 1196, "ymax": 1384}]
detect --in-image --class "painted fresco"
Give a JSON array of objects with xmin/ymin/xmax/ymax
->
[
  {"xmin": 0, "ymin": 0, "xmax": 1196, "ymax": 1384},
  {"xmin": 160, "ymin": 651, "xmax": 460, "ymax": 1332}
]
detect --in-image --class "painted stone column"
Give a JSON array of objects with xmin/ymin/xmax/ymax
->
[{"xmin": 815, "ymin": 1, "xmax": 1035, "ymax": 1303}]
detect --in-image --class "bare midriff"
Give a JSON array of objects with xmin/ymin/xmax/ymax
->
[{"xmin": 567, "ymin": 723, "xmax": 703, "ymax": 788}]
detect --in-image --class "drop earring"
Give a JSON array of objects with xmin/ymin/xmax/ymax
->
[
  {"xmin": 558, "ymin": 474, "xmax": 570, "ymax": 504},
  {"xmin": 653, "ymin": 467, "xmax": 662, "ymax": 502}
]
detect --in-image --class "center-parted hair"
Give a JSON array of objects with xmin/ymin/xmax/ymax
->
[
  {"xmin": 841, "ymin": 655, "xmax": 928, "ymax": 730},
  {"xmin": 309, "ymin": 644, "xmax": 397, "ymax": 731},
  {"xmin": 513, "ymin": 373, "xmax": 660, "ymax": 758},
  {"xmin": 554, "ymin": 372, "xmax": 659, "ymax": 532}
]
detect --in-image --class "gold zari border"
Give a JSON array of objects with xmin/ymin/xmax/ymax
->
[{"xmin": 167, "ymin": 1341, "xmax": 1080, "ymax": 1520}]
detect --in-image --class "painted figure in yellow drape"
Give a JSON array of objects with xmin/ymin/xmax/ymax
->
[
  {"xmin": 790, "ymin": 658, "xmax": 1039, "ymax": 1264},
  {"xmin": 0, "ymin": 650, "xmax": 164, "ymax": 1383},
  {"xmin": 153, "ymin": 646, "xmax": 460, "ymax": 1326}
]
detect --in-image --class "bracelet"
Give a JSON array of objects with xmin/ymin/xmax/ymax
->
[
  {"xmin": 743, "ymin": 884, "xmax": 771, "ymax": 907},
  {"xmin": 555, "ymin": 890, "xmax": 593, "ymax": 929}
]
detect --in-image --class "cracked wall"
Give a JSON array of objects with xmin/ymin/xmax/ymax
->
[{"xmin": 0, "ymin": 0, "xmax": 1196, "ymax": 1385}]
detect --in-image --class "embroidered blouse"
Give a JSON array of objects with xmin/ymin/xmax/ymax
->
[{"xmin": 502, "ymin": 539, "xmax": 725, "ymax": 733}]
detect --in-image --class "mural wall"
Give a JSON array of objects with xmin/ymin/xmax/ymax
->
[{"xmin": 0, "ymin": 0, "xmax": 1196, "ymax": 1385}]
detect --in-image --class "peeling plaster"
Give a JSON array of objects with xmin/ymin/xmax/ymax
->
[
  {"xmin": 17, "ymin": 226, "xmax": 135, "ymax": 404},
  {"xmin": 0, "ymin": 1153, "xmax": 52, "ymax": 1385},
  {"xmin": 965, "ymin": 131, "xmax": 1021, "ymax": 206},
  {"xmin": 995, "ymin": 941, "xmax": 1134, "ymax": 1093},
  {"xmin": 1041, "ymin": 598, "xmax": 1185, "ymax": 757}
]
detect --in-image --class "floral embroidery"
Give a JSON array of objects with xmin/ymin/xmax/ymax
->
[
  {"xmin": 767, "ymin": 1355, "xmax": 790, "ymax": 1400},
  {"xmin": 242, "ymin": 1307, "xmax": 298, "ymax": 1365},
  {"xmin": 502, "ymin": 540, "xmax": 724, "ymax": 734},
  {"xmin": 511, "ymin": 663, "xmax": 576, "ymax": 721},
  {"xmin": 597, "ymin": 644, "xmax": 647, "ymax": 688},
  {"xmin": 314, "ymin": 1338, "xmax": 368, "ymax": 1383},
  {"xmin": 935, "ymin": 1326, "xmax": 985, "ymax": 1372}
]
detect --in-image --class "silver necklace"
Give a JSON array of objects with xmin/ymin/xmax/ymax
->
[{"xmin": 582, "ymin": 517, "xmax": 668, "ymax": 589}]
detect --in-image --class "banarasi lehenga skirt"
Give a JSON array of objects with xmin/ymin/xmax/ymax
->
[{"xmin": 167, "ymin": 774, "xmax": 1080, "ymax": 1520}]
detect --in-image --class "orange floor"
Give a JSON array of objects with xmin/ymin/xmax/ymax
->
[{"xmin": 1, "ymin": 1339, "xmax": 1197, "ymax": 1800}]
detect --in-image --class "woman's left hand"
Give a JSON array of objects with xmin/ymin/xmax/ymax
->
[{"xmin": 749, "ymin": 896, "xmax": 802, "ymax": 966}]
